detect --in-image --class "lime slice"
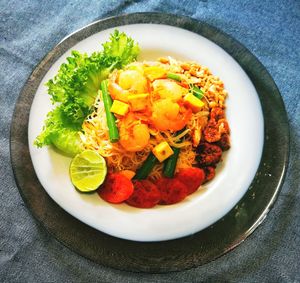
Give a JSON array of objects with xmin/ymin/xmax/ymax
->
[{"xmin": 70, "ymin": 150, "xmax": 107, "ymax": 192}]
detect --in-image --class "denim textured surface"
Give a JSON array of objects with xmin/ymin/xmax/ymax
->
[{"xmin": 1, "ymin": 0, "xmax": 299, "ymax": 282}]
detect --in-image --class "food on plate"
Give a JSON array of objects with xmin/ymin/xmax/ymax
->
[
  {"xmin": 69, "ymin": 150, "xmax": 107, "ymax": 192},
  {"xmin": 35, "ymin": 30, "xmax": 230, "ymax": 208},
  {"xmin": 126, "ymin": 180, "xmax": 161, "ymax": 208},
  {"xmin": 156, "ymin": 177, "xmax": 188, "ymax": 205},
  {"xmin": 34, "ymin": 30, "xmax": 139, "ymax": 156},
  {"xmin": 175, "ymin": 167, "xmax": 205, "ymax": 195},
  {"xmin": 98, "ymin": 172, "xmax": 134, "ymax": 204}
]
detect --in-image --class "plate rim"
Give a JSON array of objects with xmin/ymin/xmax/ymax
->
[
  {"xmin": 10, "ymin": 12, "xmax": 290, "ymax": 272},
  {"xmin": 28, "ymin": 17, "xmax": 265, "ymax": 242}
]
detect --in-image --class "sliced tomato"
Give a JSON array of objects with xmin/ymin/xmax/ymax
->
[
  {"xmin": 98, "ymin": 173, "xmax": 134, "ymax": 204},
  {"xmin": 156, "ymin": 178, "xmax": 188, "ymax": 205},
  {"xmin": 175, "ymin": 167, "xmax": 205, "ymax": 195},
  {"xmin": 126, "ymin": 180, "xmax": 161, "ymax": 208}
]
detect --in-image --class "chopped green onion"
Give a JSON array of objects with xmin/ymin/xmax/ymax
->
[
  {"xmin": 163, "ymin": 147, "xmax": 180, "ymax": 178},
  {"xmin": 101, "ymin": 80, "xmax": 119, "ymax": 143},
  {"xmin": 134, "ymin": 153, "xmax": 158, "ymax": 180},
  {"xmin": 163, "ymin": 128, "xmax": 186, "ymax": 178},
  {"xmin": 167, "ymin": 72, "xmax": 182, "ymax": 82},
  {"xmin": 191, "ymin": 85, "xmax": 204, "ymax": 99}
]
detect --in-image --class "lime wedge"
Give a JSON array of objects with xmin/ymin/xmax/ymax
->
[{"xmin": 70, "ymin": 150, "xmax": 107, "ymax": 192}]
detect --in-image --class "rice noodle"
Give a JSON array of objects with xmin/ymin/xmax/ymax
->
[{"xmin": 80, "ymin": 58, "xmax": 228, "ymax": 180}]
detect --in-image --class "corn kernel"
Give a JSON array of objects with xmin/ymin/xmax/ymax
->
[
  {"xmin": 152, "ymin": 141, "xmax": 174, "ymax": 162},
  {"xmin": 110, "ymin": 100, "xmax": 129, "ymax": 116},
  {"xmin": 144, "ymin": 66, "xmax": 166, "ymax": 81},
  {"xmin": 183, "ymin": 93, "xmax": 205, "ymax": 113}
]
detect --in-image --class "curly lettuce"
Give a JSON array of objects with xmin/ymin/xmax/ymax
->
[{"xmin": 34, "ymin": 30, "xmax": 140, "ymax": 156}]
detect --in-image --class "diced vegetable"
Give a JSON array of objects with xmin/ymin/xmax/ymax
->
[
  {"xmin": 101, "ymin": 80, "xmax": 120, "ymax": 143},
  {"xmin": 144, "ymin": 66, "xmax": 166, "ymax": 81},
  {"xmin": 127, "ymin": 93, "xmax": 149, "ymax": 111},
  {"xmin": 184, "ymin": 92, "xmax": 204, "ymax": 112},
  {"xmin": 152, "ymin": 141, "xmax": 174, "ymax": 162},
  {"xmin": 167, "ymin": 72, "xmax": 182, "ymax": 82},
  {"xmin": 110, "ymin": 100, "xmax": 129, "ymax": 116},
  {"xmin": 134, "ymin": 153, "xmax": 158, "ymax": 180}
]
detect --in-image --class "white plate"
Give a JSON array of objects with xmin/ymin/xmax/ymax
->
[{"xmin": 28, "ymin": 24, "xmax": 264, "ymax": 242}]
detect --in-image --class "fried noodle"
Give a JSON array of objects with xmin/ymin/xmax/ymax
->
[{"xmin": 80, "ymin": 58, "xmax": 228, "ymax": 181}]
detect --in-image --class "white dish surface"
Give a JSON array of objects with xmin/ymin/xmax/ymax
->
[{"xmin": 28, "ymin": 24, "xmax": 264, "ymax": 241}]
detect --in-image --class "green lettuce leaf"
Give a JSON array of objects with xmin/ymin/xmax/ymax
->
[{"xmin": 34, "ymin": 30, "xmax": 139, "ymax": 156}]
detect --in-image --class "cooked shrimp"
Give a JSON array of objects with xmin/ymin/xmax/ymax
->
[
  {"xmin": 151, "ymin": 99, "xmax": 192, "ymax": 132},
  {"xmin": 152, "ymin": 79, "xmax": 188, "ymax": 101},
  {"xmin": 108, "ymin": 69, "xmax": 148, "ymax": 102},
  {"xmin": 119, "ymin": 114, "xmax": 150, "ymax": 152},
  {"xmin": 118, "ymin": 69, "xmax": 148, "ymax": 93},
  {"xmin": 108, "ymin": 71, "xmax": 130, "ymax": 102}
]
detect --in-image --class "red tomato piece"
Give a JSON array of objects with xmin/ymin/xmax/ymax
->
[
  {"xmin": 156, "ymin": 178, "xmax": 188, "ymax": 205},
  {"xmin": 126, "ymin": 180, "xmax": 161, "ymax": 208},
  {"xmin": 98, "ymin": 173, "xmax": 134, "ymax": 204},
  {"xmin": 175, "ymin": 167, "xmax": 205, "ymax": 195}
]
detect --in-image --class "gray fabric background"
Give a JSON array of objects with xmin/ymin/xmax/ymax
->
[{"xmin": 1, "ymin": 0, "xmax": 299, "ymax": 282}]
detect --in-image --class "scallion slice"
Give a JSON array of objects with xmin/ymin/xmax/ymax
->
[
  {"xmin": 167, "ymin": 72, "xmax": 182, "ymax": 82},
  {"xmin": 101, "ymin": 80, "xmax": 119, "ymax": 143}
]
